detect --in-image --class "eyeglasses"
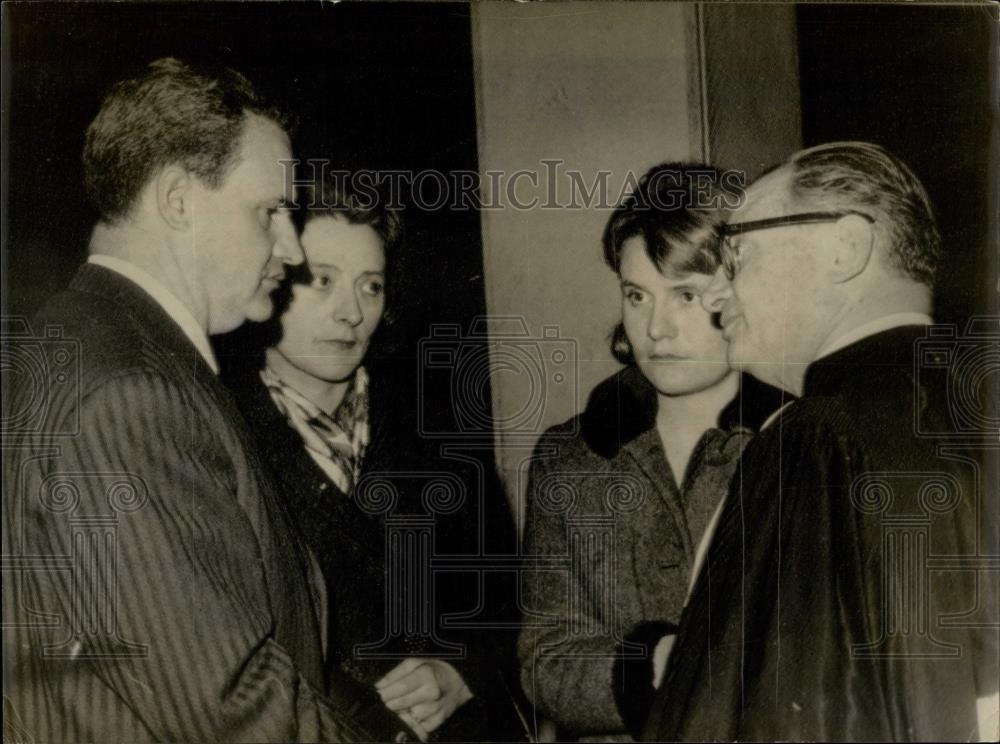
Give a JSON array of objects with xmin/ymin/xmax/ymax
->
[{"xmin": 718, "ymin": 210, "xmax": 875, "ymax": 280}]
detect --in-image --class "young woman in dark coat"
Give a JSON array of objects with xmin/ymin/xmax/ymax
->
[
  {"xmin": 518, "ymin": 163, "xmax": 782, "ymax": 741},
  {"xmin": 222, "ymin": 173, "xmax": 524, "ymax": 742}
]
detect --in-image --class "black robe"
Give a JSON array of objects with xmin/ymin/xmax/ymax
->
[{"xmin": 643, "ymin": 326, "xmax": 999, "ymax": 741}]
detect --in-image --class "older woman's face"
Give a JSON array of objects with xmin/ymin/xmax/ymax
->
[
  {"xmin": 273, "ymin": 215, "xmax": 386, "ymax": 385},
  {"xmin": 619, "ymin": 237, "xmax": 733, "ymax": 397}
]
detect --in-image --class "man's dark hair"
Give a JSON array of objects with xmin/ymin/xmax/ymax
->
[
  {"xmin": 602, "ymin": 162, "xmax": 731, "ymax": 364},
  {"xmin": 83, "ymin": 57, "xmax": 294, "ymax": 222},
  {"xmin": 787, "ymin": 141, "xmax": 941, "ymax": 287}
]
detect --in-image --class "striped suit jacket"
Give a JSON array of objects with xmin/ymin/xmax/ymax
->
[{"xmin": 2, "ymin": 264, "xmax": 380, "ymax": 742}]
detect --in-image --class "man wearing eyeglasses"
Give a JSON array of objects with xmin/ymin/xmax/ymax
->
[{"xmin": 643, "ymin": 142, "xmax": 998, "ymax": 742}]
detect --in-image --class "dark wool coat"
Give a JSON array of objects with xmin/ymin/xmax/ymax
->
[
  {"xmin": 225, "ymin": 359, "xmax": 528, "ymax": 742},
  {"xmin": 644, "ymin": 326, "xmax": 1000, "ymax": 742},
  {"xmin": 518, "ymin": 365, "xmax": 782, "ymax": 741}
]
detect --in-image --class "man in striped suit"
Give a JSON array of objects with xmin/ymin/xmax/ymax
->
[{"xmin": 2, "ymin": 58, "xmax": 415, "ymax": 742}]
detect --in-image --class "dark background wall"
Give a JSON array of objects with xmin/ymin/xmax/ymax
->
[
  {"xmin": 4, "ymin": 0, "xmax": 504, "ymax": 468},
  {"xmin": 2, "ymin": 1, "xmax": 995, "ymax": 426},
  {"xmin": 797, "ymin": 3, "xmax": 997, "ymax": 326}
]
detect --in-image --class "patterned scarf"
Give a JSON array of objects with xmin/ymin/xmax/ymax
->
[{"xmin": 261, "ymin": 365, "xmax": 370, "ymax": 495}]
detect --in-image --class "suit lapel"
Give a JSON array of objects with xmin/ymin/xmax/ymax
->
[{"xmin": 72, "ymin": 264, "xmax": 328, "ymax": 688}]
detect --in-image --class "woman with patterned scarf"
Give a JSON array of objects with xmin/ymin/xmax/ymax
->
[{"xmin": 222, "ymin": 173, "xmax": 523, "ymax": 742}]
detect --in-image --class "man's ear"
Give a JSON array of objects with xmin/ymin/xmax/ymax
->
[
  {"xmin": 828, "ymin": 213, "xmax": 874, "ymax": 283},
  {"xmin": 155, "ymin": 165, "xmax": 193, "ymax": 230}
]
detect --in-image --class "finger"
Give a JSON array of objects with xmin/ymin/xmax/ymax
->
[
  {"xmin": 378, "ymin": 666, "xmax": 433, "ymax": 703},
  {"xmin": 420, "ymin": 709, "xmax": 448, "ymax": 734},
  {"xmin": 409, "ymin": 700, "xmax": 444, "ymax": 722},
  {"xmin": 382, "ymin": 684, "xmax": 440, "ymax": 712},
  {"xmin": 376, "ymin": 657, "xmax": 425, "ymax": 689},
  {"xmin": 379, "ymin": 665, "xmax": 438, "ymax": 705},
  {"xmin": 398, "ymin": 710, "xmax": 429, "ymax": 743},
  {"xmin": 378, "ymin": 677, "xmax": 420, "ymax": 705}
]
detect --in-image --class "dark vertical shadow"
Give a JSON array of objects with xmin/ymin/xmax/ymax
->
[{"xmin": 797, "ymin": 3, "xmax": 995, "ymax": 325}]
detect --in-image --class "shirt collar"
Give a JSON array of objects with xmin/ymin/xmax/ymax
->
[
  {"xmin": 760, "ymin": 400, "xmax": 796, "ymax": 431},
  {"xmin": 764, "ymin": 315, "xmax": 934, "ymax": 433},
  {"xmin": 814, "ymin": 312, "xmax": 933, "ymax": 363},
  {"xmin": 87, "ymin": 254, "xmax": 219, "ymax": 374}
]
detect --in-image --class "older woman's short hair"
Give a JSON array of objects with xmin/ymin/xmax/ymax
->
[
  {"xmin": 285, "ymin": 171, "xmax": 403, "ymax": 324},
  {"xmin": 293, "ymin": 172, "xmax": 402, "ymax": 254}
]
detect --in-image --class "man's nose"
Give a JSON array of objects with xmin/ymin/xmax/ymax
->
[
  {"xmin": 700, "ymin": 267, "xmax": 731, "ymax": 313},
  {"xmin": 272, "ymin": 212, "xmax": 304, "ymax": 266}
]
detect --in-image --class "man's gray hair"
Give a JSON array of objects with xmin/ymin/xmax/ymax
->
[{"xmin": 787, "ymin": 141, "xmax": 941, "ymax": 287}]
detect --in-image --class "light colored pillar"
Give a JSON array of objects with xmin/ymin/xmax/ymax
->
[{"xmin": 697, "ymin": 3, "xmax": 803, "ymax": 177}]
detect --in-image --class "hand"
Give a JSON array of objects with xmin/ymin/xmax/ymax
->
[
  {"xmin": 396, "ymin": 710, "xmax": 431, "ymax": 743},
  {"xmin": 376, "ymin": 658, "xmax": 474, "ymax": 736},
  {"xmin": 652, "ymin": 634, "xmax": 676, "ymax": 689}
]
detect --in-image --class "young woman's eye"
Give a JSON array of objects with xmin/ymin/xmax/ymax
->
[
  {"xmin": 680, "ymin": 291, "xmax": 698, "ymax": 304},
  {"xmin": 310, "ymin": 274, "xmax": 332, "ymax": 290}
]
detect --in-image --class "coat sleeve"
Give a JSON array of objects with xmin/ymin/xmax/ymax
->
[
  {"xmin": 17, "ymin": 372, "xmax": 373, "ymax": 742},
  {"xmin": 517, "ymin": 442, "xmax": 664, "ymax": 736}
]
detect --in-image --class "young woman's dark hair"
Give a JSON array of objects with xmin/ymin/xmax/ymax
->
[{"xmin": 602, "ymin": 162, "xmax": 730, "ymax": 364}]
